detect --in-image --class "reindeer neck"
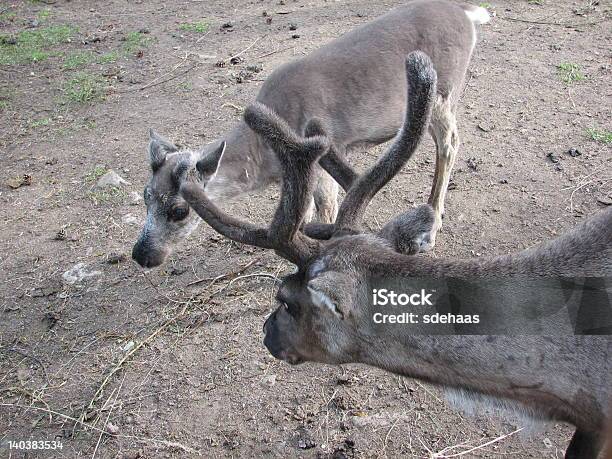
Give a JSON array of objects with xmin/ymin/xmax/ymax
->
[{"xmin": 205, "ymin": 122, "xmax": 280, "ymax": 200}]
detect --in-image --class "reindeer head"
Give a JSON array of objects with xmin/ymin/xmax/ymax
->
[
  {"xmin": 131, "ymin": 130, "xmax": 227, "ymax": 268},
  {"xmin": 180, "ymin": 51, "xmax": 437, "ymax": 364}
]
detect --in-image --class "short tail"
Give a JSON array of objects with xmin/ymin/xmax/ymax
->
[{"xmin": 461, "ymin": 4, "xmax": 491, "ymax": 25}]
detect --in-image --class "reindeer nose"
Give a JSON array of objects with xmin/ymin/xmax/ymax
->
[{"xmin": 132, "ymin": 239, "xmax": 166, "ymax": 268}]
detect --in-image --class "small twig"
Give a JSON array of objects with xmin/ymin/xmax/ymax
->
[
  {"xmin": 431, "ymin": 428, "xmax": 523, "ymax": 458},
  {"xmin": 257, "ymin": 45, "xmax": 295, "ymax": 59},
  {"xmin": 500, "ymin": 15, "xmax": 607, "ymax": 28},
  {"xmin": 185, "ymin": 258, "xmax": 258, "ymax": 287},
  {"xmin": 381, "ymin": 418, "xmax": 401, "ymax": 456},
  {"xmin": 229, "ymin": 35, "xmax": 266, "ymax": 61},
  {"xmin": 138, "ymin": 63, "xmax": 200, "ymax": 92},
  {"xmin": 224, "ymin": 272, "xmax": 280, "ymax": 289}
]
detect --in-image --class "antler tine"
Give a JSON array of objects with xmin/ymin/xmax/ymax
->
[
  {"xmin": 334, "ymin": 51, "xmax": 437, "ymax": 231},
  {"xmin": 303, "ymin": 118, "xmax": 358, "ymax": 192},
  {"xmin": 245, "ymin": 103, "xmax": 329, "ymax": 250},
  {"xmin": 182, "ymin": 103, "xmax": 330, "ymax": 265},
  {"xmin": 180, "ymin": 182, "xmax": 272, "ymax": 246}
]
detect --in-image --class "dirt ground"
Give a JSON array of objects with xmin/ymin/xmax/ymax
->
[{"xmin": 0, "ymin": 0, "xmax": 610, "ymax": 457}]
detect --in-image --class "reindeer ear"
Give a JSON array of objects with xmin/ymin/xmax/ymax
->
[
  {"xmin": 196, "ymin": 141, "xmax": 226, "ymax": 179},
  {"xmin": 378, "ymin": 204, "xmax": 435, "ymax": 255},
  {"xmin": 307, "ymin": 271, "xmax": 355, "ymax": 320},
  {"xmin": 148, "ymin": 129, "xmax": 178, "ymax": 171}
]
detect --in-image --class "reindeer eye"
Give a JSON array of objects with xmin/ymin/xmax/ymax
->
[{"xmin": 169, "ymin": 206, "xmax": 189, "ymax": 221}]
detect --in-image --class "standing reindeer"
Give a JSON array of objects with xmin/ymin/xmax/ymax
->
[
  {"xmin": 180, "ymin": 52, "xmax": 612, "ymax": 458},
  {"xmin": 131, "ymin": 0, "xmax": 490, "ymax": 267}
]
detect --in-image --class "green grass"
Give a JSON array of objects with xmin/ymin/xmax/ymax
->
[
  {"xmin": 123, "ymin": 31, "xmax": 152, "ymax": 53},
  {"xmin": 179, "ymin": 21, "xmax": 209, "ymax": 33},
  {"xmin": 85, "ymin": 165, "xmax": 108, "ymax": 183},
  {"xmin": 587, "ymin": 127, "xmax": 612, "ymax": 145},
  {"xmin": 63, "ymin": 51, "xmax": 95, "ymax": 69},
  {"xmin": 87, "ymin": 187, "xmax": 127, "ymax": 204},
  {"xmin": 63, "ymin": 72, "xmax": 105, "ymax": 103},
  {"xmin": 557, "ymin": 62, "xmax": 585, "ymax": 84},
  {"xmin": 99, "ymin": 51, "xmax": 119, "ymax": 63},
  {"xmin": 0, "ymin": 87, "xmax": 11, "ymax": 111},
  {"xmin": 30, "ymin": 117, "xmax": 52, "ymax": 128},
  {"xmin": 0, "ymin": 12, "xmax": 17, "ymax": 23},
  {"xmin": 0, "ymin": 25, "xmax": 76, "ymax": 65},
  {"xmin": 38, "ymin": 10, "xmax": 51, "ymax": 21},
  {"xmin": 63, "ymin": 50, "xmax": 119, "ymax": 69}
]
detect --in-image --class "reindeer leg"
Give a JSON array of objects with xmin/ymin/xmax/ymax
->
[
  {"xmin": 313, "ymin": 167, "xmax": 339, "ymax": 224},
  {"xmin": 564, "ymin": 429, "xmax": 601, "ymax": 459},
  {"xmin": 427, "ymin": 96, "xmax": 459, "ymax": 248}
]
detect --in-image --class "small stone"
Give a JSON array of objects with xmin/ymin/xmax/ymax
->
[
  {"xmin": 95, "ymin": 170, "xmax": 129, "ymax": 189},
  {"xmin": 122, "ymin": 214, "xmax": 139, "ymax": 225},
  {"xmin": 122, "ymin": 341, "xmax": 135, "ymax": 352},
  {"xmin": 230, "ymin": 56, "xmax": 243, "ymax": 65},
  {"xmin": 129, "ymin": 191, "xmax": 142, "ymax": 205},
  {"xmin": 106, "ymin": 422, "xmax": 120, "ymax": 435},
  {"xmin": 546, "ymin": 152, "xmax": 560, "ymax": 163},
  {"xmin": 106, "ymin": 252, "xmax": 126, "ymax": 264},
  {"xmin": 62, "ymin": 263, "xmax": 102, "ymax": 284},
  {"xmin": 297, "ymin": 438, "xmax": 315, "ymax": 449},
  {"xmin": 221, "ymin": 22, "xmax": 233, "ymax": 29},
  {"xmin": 291, "ymin": 34, "xmax": 300, "ymax": 39},
  {"xmin": 289, "ymin": 23, "xmax": 298, "ymax": 30},
  {"xmin": 54, "ymin": 228, "xmax": 67, "ymax": 240},
  {"xmin": 499, "ymin": 178, "xmax": 508, "ymax": 184},
  {"xmin": 261, "ymin": 374, "xmax": 277, "ymax": 386},
  {"xmin": 567, "ymin": 147, "xmax": 581, "ymax": 157},
  {"xmin": 543, "ymin": 437, "xmax": 553, "ymax": 448},
  {"xmin": 7, "ymin": 174, "xmax": 32, "ymax": 189}
]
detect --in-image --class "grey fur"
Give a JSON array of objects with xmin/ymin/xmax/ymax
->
[{"xmin": 132, "ymin": 0, "xmax": 487, "ymax": 267}]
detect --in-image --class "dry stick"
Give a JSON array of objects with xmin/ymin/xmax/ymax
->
[
  {"xmin": 381, "ymin": 418, "xmax": 401, "ymax": 457},
  {"xmin": 229, "ymin": 35, "xmax": 266, "ymax": 61},
  {"xmin": 80, "ymin": 264, "xmax": 258, "ymax": 429},
  {"xmin": 1, "ymin": 403, "xmax": 199, "ymax": 454},
  {"xmin": 77, "ymin": 312, "xmax": 184, "ymax": 429},
  {"xmin": 499, "ymin": 15, "xmax": 606, "ymax": 27},
  {"xmin": 257, "ymin": 45, "xmax": 295, "ymax": 59},
  {"xmin": 185, "ymin": 258, "xmax": 258, "ymax": 287},
  {"xmin": 137, "ymin": 62, "xmax": 200, "ymax": 92},
  {"xmin": 91, "ymin": 386, "xmax": 117, "ymax": 459},
  {"xmin": 431, "ymin": 427, "xmax": 523, "ymax": 458}
]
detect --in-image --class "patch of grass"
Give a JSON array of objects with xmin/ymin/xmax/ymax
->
[
  {"xmin": 528, "ymin": 0, "xmax": 542, "ymax": 5},
  {"xmin": 557, "ymin": 62, "xmax": 585, "ymax": 84},
  {"xmin": 123, "ymin": 31, "xmax": 152, "ymax": 54},
  {"xmin": 98, "ymin": 51, "xmax": 119, "ymax": 64},
  {"xmin": 63, "ymin": 51, "xmax": 95, "ymax": 69},
  {"xmin": 0, "ymin": 88, "xmax": 11, "ymax": 111},
  {"xmin": 85, "ymin": 165, "xmax": 108, "ymax": 183},
  {"xmin": 0, "ymin": 24, "xmax": 76, "ymax": 65},
  {"xmin": 0, "ymin": 12, "xmax": 17, "ymax": 23},
  {"xmin": 63, "ymin": 72, "xmax": 105, "ymax": 104},
  {"xmin": 37, "ymin": 10, "xmax": 51, "ymax": 21},
  {"xmin": 179, "ymin": 21, "xmax": 209, "ymax": 33},
  {"xmin": 587, "ymin": 127, "xmax": 612, "ymax": 145},
  {"xmin": 176, "ymin": 81, "xmax": 193, "ymax": 92},
  {"xmin": 64, "ymin": 50, "xmax": 119, "ymax": 69},
  {"xmin": 30, "ymin": 117, "xmax": 52, "ymax": 128},
  {"xmin": 87, "ymin": 187, "xmax": 127, "ymax": 204}
]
